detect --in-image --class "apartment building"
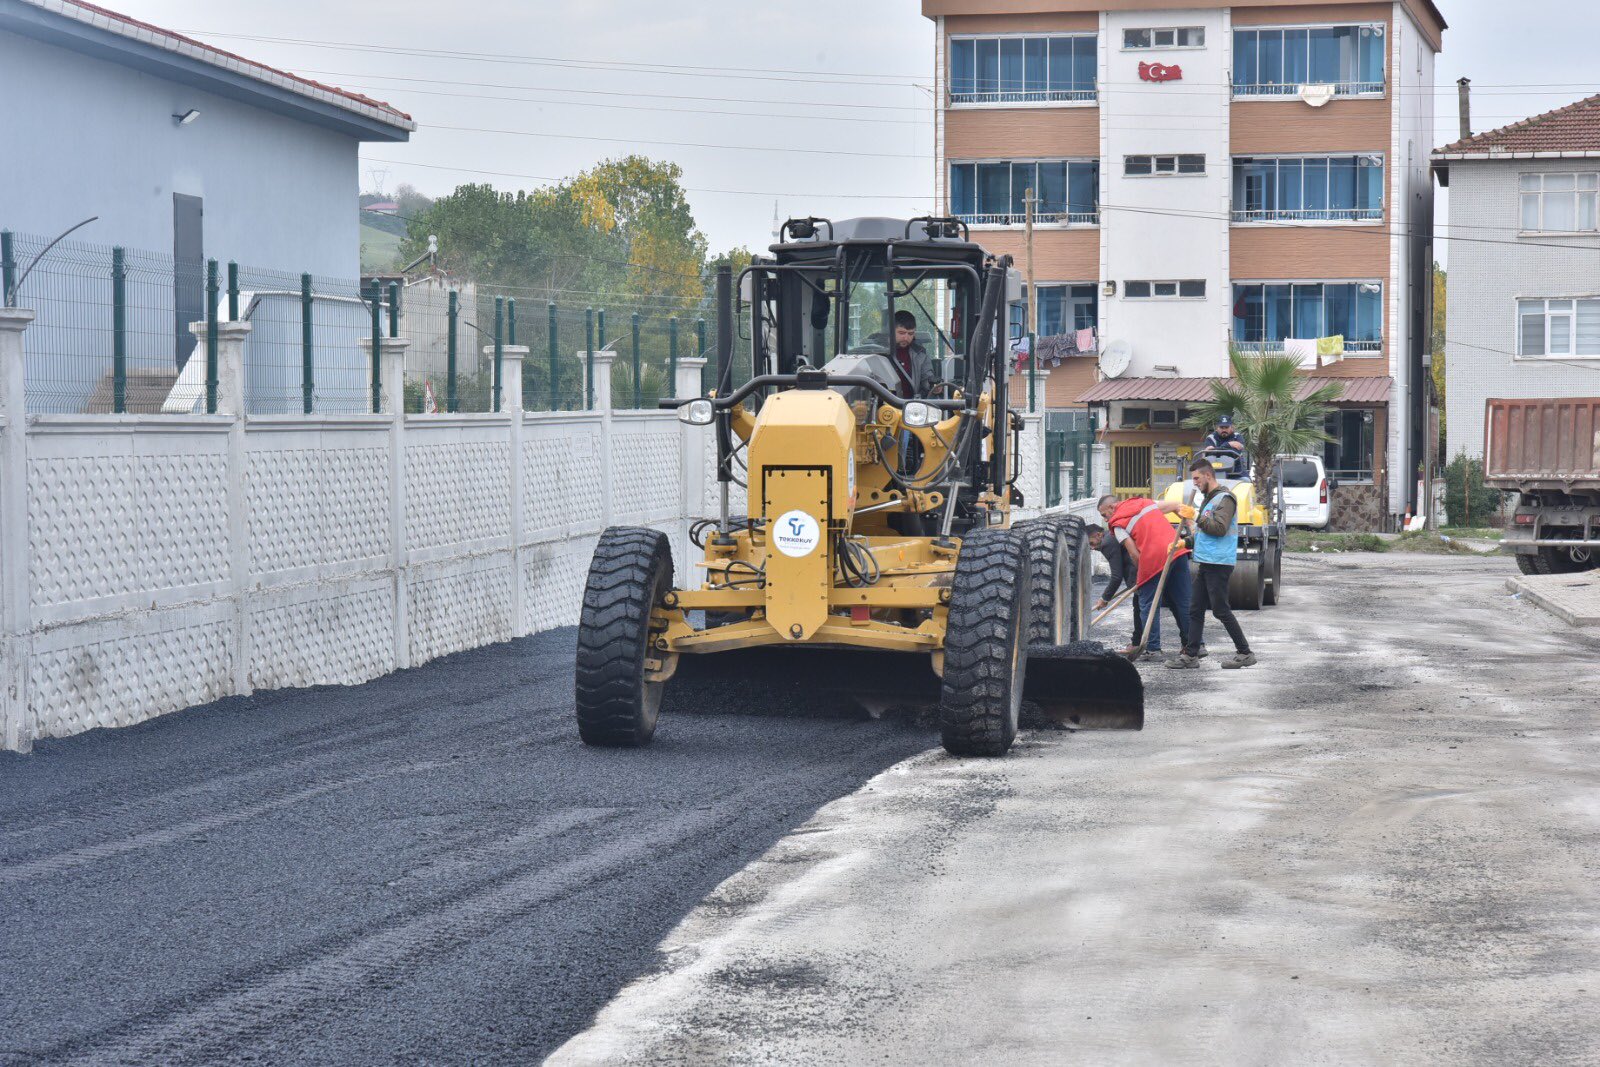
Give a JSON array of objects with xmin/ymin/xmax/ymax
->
[
  {"xmin": 925, "ymin": 0, "xmax": 1443, "ymax": 527},
  {"xmin": 1433, "ymin": 94, "xmax": 1600, "ymax": 462}
]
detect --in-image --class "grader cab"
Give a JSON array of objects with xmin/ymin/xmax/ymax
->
[{"xmin": 574, "ymin": 217, "xmax": 1142, "ymax": 757}]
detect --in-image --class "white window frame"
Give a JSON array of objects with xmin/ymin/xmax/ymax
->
[
  {"xmin": 1230, "ymin": 279, "xmax": 1386, "ymax": 356},
  {"xmin": 1231, "ymin": 22, "xmax": 1386, "ymax": 100},
  {"xmin": 947, "ymin": 32, "xmax": 1098, "ymax": 109},
  {"xmin": 1518, "ymin": 172, "xmax": 1600, "ymax": 235},
  {"xmin": 1126, "ymin": 154, "xmax": 1206, "ymax": 177},
  {"xmin": 1122, "ymin": 26, "xmax": 1206, "ymax": 51},
  {"xmin": 1515, "ymin": 296, "xmax": 1600, "ymax": 360},
  {"xmin": 1124, "ymin": 280, "xmax": 1207, "ymax": 300}
]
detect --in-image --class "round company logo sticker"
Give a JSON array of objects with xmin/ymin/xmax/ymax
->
[{"xmin": 772, "ymin": 510, "xmax": 822, "ymax": 558}]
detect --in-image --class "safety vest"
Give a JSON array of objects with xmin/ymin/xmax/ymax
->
[
  {"xmin": 1111, "ymin": 497, "xmax": 1189, "ymax": 587},
  {"xmin": 1193, "ymin": 489, "xmax": 1239, "ymax": 566}
]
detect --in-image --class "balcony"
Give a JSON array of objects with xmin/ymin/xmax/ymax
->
[
  {"xmin": 950, "ymin": 88, "xmax": 1096, "ymax": 106},
  {"xmin": 957, "ymin": 211, "xmax": 1099, "ymax": 227},
  {"xmin": 1233, "ymin": 338, "xmax": 1383, "ymax": 357},
  {"xmin": 1231, "ymin": 80, "xmax": 1383, "ymax": 99},
  {"xmin": 1232, "ymin": 207, "xmax": 1384, "ymax": 224}
]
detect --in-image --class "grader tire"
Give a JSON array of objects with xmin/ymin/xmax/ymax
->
[
  {"xmin": 1017, "ymin": 518, "xmax": 1071, "ymax": 647},
  {"xmin": 575, "ymin": 527, "xmax": 674, "ymax": 748},
  {"xmin": 940, "ymin": 528, "xmax": 1031, "ymax": 758}
]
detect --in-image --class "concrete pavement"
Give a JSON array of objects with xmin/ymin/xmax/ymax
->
[{"xmin": 553, "ymin": 554, "xmax": 1600, "ymax": 1065}]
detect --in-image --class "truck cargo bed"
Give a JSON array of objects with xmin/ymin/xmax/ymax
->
[{"xmin": 1484, "ymin": 397, "xmax": 1600, "ymax": 490}]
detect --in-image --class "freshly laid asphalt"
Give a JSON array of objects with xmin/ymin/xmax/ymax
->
[{"xmin": 0, "ymin": 630, "xmax": 933, "ymax": 1064}]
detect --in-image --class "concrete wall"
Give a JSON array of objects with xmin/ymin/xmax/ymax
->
[
  {"xmin": 1444, "ymin": 158, "xmax": 1600, "ymax": 461},
  {"xmin": 0, "ymin": 29, "xmax": 360, "ymax": 278}
]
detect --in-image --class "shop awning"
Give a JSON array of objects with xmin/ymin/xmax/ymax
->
[{"xmin": 1076, "ymin": 376, "xmax": 1392, "ymax": 405}]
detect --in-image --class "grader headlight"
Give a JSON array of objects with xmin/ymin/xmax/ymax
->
[
  {"xmin": 902, "ymin": 401, "xmax": 938, "ymax": 428},
  {"xmin": 678, "ymin": 398, "xmax": 715, "ymax": 426}
]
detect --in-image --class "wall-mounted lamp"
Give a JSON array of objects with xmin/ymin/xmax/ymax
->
[
  {"xmin": 172, "ymin": 109, "xmax": 201, "ymax": 126},
  {"xmin": 1102, "ymin": 280, "xmax": 1117, "ymax": 298}
]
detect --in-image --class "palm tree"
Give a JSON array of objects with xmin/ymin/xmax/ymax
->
[{"xmin": 1185, "ymin": 350, "xmax": 1342, "ymax": 500}]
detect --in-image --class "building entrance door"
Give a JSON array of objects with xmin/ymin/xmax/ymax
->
[{"xmin": 173, "ymin": 193, "xmax": 204, "ymax": 369}]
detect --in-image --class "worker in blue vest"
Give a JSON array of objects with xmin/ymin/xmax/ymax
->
[{"xmin": 1169, "ymin": 456, "xmax": 1256, "ymax": 670}]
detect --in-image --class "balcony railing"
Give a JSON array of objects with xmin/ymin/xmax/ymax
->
[
  {"xmin": 1232, "ymin": 207, "xmax": 1383, "ymax": 224},
  {"xmin": 1234, "ymin": 338, "xmax": 1383, "ymax": 356},
  {"xmin": 1232, "ymin": 80, "xmax": 1383, "ymax": 98},
  {"xmin": 950, "ymin": 88, "xmax": 1096, "ymax": 105},
  {"xmin": 956, "ymin": 211, "xmax": 1099, "ymax": 226}
]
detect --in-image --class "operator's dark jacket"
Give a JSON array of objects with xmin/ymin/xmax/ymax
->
[
  {"xmin": 867, "ymin": 333, "xmax": 936, "ymax": 397},
  {"xmin": 1097, "ymin": 536, "xmax": 1133, "ymax": 600},
  {"xmin": 1203, "ymin": 430, "xmax": 1250, "ymax": 477}
]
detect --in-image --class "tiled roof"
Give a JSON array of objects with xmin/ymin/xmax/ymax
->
[
  {"xmin": 19, "ymin": 0, "xmax": 415, "ymax": 131},
  {"xmin": 1077, "ymin": 376, "xmax": 1392, "ymax": 405},
  {"xmin": 1435, "ymin": 94, "xmax": 1600, "ymax": 157}
]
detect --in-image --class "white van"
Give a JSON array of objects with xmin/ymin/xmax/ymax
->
[{"xmin": 1277, "ymin": 454, "xmax": 1332, "ymax": 529}]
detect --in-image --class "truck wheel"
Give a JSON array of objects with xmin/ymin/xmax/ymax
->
[
  {"xmin": 575, "ymin": 527, "xmax": 675, "ymax": 747},
  {"xmin": 940, "ymin": 528, "xmax": 1031, "ymax": 758},
  {"xmin": 1515, "ymin": 552, "xmax": 1548, "ymax": 576},
  {"xmin": 1016, "ymin": 516, "xmax": 1089, "ymax": 645}
]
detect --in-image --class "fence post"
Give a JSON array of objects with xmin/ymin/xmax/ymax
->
[
  {"xmin": 0, "ymin": 231, "xmax": 14, "ymax": 307},
  {"xmin": 227, "ymin": 262, "xmax": 239, "ymax": 321},
  {"xmin": 584, "ymin": 344, "xmax": 618, "ymax": 526},
  {"xmin": 367, "ymin": 280, "xmax": 382, "ymax": 414},
  {"xmin": 584, "ymin": 307, "xmax": 595, "ymax": 409},
  {"xmin": 669, "ymin": 316, "xmax": 679, "ymax": 395},
  {"xmin": 300, "ymin": 273, "xmax": 314, "ymax": 415},
  {"xmin": 676, "ymin": 352, "xmax": 708, "ymax": 571},
  {"xmin": 0, "ymin": 306, "xmax": 35, "ymax": 752},
  {"xmin": 507, "ymin": 298, "xmax": 517, "ymax": 346},
  {"xmin": 447, "ymin": 289, "xmax": 459, "ymax": 413},
  {"xmin": 696, "ymin": 317, "xmax": 707, "ymax": 392},
  {"xmin": 111, "ymin": 247, "xmax": 126, "ymax": 415},
  {"xmin": 1027, "ymin": 329, "xmax": 1037, "ymax": 413},
  {"xmin": 631, "ymin": 311, "xmax": 641, "ymax": 409},
  {"xmin": 370, "ymin": 329, "xmax": 411, "ymax": 669},
  {"xmin": 492, "ymin": 296, "xmax": 504, "ymax": 413},
  {"xmin": 547, "ymin": 301, "xmax": 559, "ymax": 411},
  {"xmin": 205, "ymin": 259, "xmax": 219, "ymax": 414}
]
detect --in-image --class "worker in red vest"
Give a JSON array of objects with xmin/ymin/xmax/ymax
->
[{"xmin": 1097, "ymin": 493, "xmax": 1194, "ymax": 658}]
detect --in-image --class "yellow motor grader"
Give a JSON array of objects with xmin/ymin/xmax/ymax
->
[{"xmin": 574, "ymin": 217, "xmax": 1142, "ymax": 756}]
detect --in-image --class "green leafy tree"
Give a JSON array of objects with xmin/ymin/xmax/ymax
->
[
  {"xmin": 1185, "ymin": 350, "xmax": 1341, "ymax": 499},
  {"xmin": 1443, "ymin": 451, "xmax": 1500, "ymax": 527},
  {"xmin": 1431, "ymin": 263, "xmax": 1447, "ymax": 449}
]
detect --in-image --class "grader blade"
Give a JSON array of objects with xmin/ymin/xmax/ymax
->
[{"xmin": 1022, "ymin": 641, "xmax": 1145, "ymax": 730}]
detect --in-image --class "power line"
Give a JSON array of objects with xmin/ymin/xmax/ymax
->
[
  {"xmin": 177, "ymin": 29, "xmax": 926, "ymax": 88},
  {"xmin": 361, "ymin": 156, "xmax": 937, "ymax": 201},
  {"xmin": 421, "ymin": 122, "xmax": 930, "ymax": 159}
]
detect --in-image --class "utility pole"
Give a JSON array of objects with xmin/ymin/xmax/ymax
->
[{"xmin": 1024, "ymin": 186, "xmax": 1038, "ymax": 413}]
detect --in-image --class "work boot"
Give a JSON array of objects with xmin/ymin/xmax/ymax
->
[
  {"xmin": 1166, "ymin": 653, "xmax": 1200, "ymax": 670},
  {"xmin": 1221, "ymin": 652, "xmax": 1257, "ymax": 669},
  {"xmin": 1196, "ymin": 644, "xmax": 1208, "ymax": 658}
]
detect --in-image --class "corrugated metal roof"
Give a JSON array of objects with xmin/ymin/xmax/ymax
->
[{"xmin": 1076, "ymin": 376, "xmax": 1392, "ymax": 405}]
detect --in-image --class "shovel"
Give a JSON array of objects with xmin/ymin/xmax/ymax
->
[{"xmin": 1125, "ymin": 537, "xmax": 1184, "ymax": 662}]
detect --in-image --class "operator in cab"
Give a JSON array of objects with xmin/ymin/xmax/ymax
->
[
  {"xmin": 874, "ymin": 310, "xmax": 935, "ymax": 398},
  {"xmin": 1204, "ymin": 415, "xmax": 1249, "ymax": 479}
]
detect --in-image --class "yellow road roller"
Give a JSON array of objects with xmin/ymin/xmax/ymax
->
[{"xmin": 575, "ymin": 217, "xmax": 1143, "ymax": 756}]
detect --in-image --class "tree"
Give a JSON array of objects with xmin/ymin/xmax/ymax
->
[
  {"xmin": 1443, "ymin": 451, "xmax": 1500, "ymax": 527},
  {"xmin": 1185, "ymin": 350, "xmax": 1341, "ymax": 499}
]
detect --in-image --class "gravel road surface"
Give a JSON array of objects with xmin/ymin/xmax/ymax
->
[
  {"xmin": 4, "ymin": 554, "xmax": 1597, "ymax": 1065},
  {"xmin": 552, "ymin": 554, "xmax": 1600, "ymax": 1065}
]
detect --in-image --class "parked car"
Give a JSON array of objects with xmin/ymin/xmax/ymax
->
[{"xmin": 1278, "ymin": 454, "xmax": 1332, "ymax": 529}]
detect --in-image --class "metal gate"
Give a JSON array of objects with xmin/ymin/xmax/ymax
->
[
  {"xmin": 1112, "ymin": 443, "xmax": 1152, "ymax": 499},
  {"xmin": 1046, "ymin": 427, "xmax": 1097, "ymax": 506}
]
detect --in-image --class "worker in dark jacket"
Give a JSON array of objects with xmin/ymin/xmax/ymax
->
[
  {"xmin": 1203, "ymin": 415, "xmax": 1249, "ymax": 479},
  {"xmin": 868, "ymin": 310, "xmax": 935, "ymax": 398},
  {"xmin": 1170, "ymin": 457, "xmax": 1256, "ymax": 670},
  {"xmin": 1087, "ymin": 523, "xmax": 1143, "ymax": 647}
]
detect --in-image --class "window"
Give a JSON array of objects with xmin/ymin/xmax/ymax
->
[
  {"xmin": 1126, "ymin": 154, "xmax": 1205, "ymax": 176},
  {"xmin": 1124, "ymin": 26, "xmax": 1205, "ymax": 49},
  {"xmin": 1012, "ymin": 283, "xmax": 1099, "ymax": 338},
  {"xmin": 1280, "ymin": 459, "xmax": 1320, "ymax": 488},
  {"xmin": 950, "ymin": 34, "xmax": 1097, "ymax": 104},
  {"xmin": 1232, "ymin": 25, "xmax": 1384, "ymax": 97},
  {"xmin": 1519, "ymin": 173, "xmax": 1600, "ymax": 233},
  {"xmin": 1232, "ymin": 156, "xmax": 1384, "ymax": 222},
  {"xmin": 1122, "ymin": 407, "xmax": 1152, "ymax": 428},
  {"xmin": 950, "ymin": 160, "xmax": 1099, "ymax": 224},
  {"xmin": 1518, "ymin": 298, "xmax": 1600, "ymax": 357},
  {"xmin": 1125, "ymin": 280, "xmax": 1205, "ymax": 299},
  {"xmin": 1324, "ymin": 409, "xmax": 1375, "ymax": 481},
  {"xmin": 1231, "ymin": 282, "xmax": 1384, "ymax": 353}
]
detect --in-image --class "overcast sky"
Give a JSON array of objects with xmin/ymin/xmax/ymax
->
[{"xmin": 116, "ymin": 0, "xmax": 1600, "ymax": 260}]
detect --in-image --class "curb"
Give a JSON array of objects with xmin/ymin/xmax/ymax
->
[{"xmin": 1505, "ymin": 576, "xmax": 1600, "ymax": 627}]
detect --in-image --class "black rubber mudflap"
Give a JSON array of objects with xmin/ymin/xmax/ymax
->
[
  {"xmin": 661, "ymin": 647, "xmax": 943, "ymax": 720},
  {"xmin": 1022, "ymin": 641, "xmax": 1145, "ymax": 730}
]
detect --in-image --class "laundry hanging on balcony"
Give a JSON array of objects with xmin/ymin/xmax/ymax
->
[
  {"xmin": 1284, "ymin": 338, "xmax": 1318, "ymax": 365},
  {"xmin": 1317, "ymin": 335, "xmax": 1346, "ymax": 365}
]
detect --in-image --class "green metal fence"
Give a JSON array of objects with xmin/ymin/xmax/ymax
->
[{"xmin": 1046, "ymin": 424, "xmax": 1097, "ymax": 507}]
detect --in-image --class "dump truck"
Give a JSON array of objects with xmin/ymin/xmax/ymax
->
[
  {"xmin": 573, "ymin": 217, "xmax": 1143, "ymax": 757},
  {"xmin": 1485, "ymin": 397, "xmax": 1600, "ymax": 574},
  {"xmin": 1158, "ymin": 446, "xmax": 1286, "ymax": 608}
]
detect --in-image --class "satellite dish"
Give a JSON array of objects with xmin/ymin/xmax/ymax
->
[
  {"xmin": 1298, "ymin": 84, "xmax": 1335, "ymax": 107},
  {"xmin": 1099, "ymin": 339, "xmax": 1132, "ymax": 379}
]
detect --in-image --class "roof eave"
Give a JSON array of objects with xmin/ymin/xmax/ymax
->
[
  {"xmin": 0, "ymin": 0, "xmax": 414, "ymax": 141},
  {"xmin": 1431, "ymin": 150, "xmax": 1600, "ymax": 162}
]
